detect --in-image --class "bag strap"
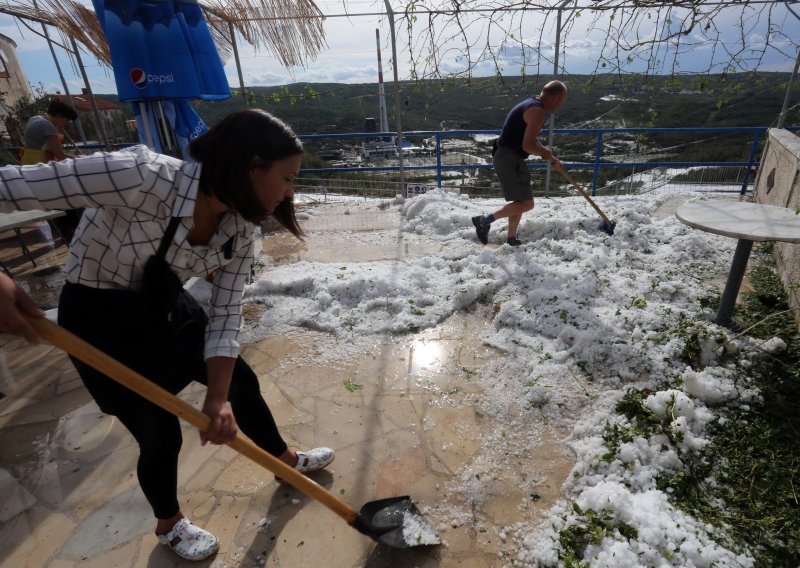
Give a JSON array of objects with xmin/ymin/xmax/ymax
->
[{"xmin": 156, "ymin": 217, "xmax": 183, "ymax": 260}]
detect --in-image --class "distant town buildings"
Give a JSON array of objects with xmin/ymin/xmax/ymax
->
[
  {"xmin": 51, "ymin": 91, "xmax": 129, "ymax": 145},
  {"xmin": 361, "ymin": 116, "xmax": 398, "ymax": 160}
]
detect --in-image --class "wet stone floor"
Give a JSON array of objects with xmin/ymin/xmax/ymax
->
[{"xmin": 0, "ymin": 204, "xmax": 575, "ymax": 567}]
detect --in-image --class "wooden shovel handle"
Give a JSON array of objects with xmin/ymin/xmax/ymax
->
[
  {"xmin": 559, "ymin": 170, "xmax": 615, "ymax": 227},
  {"xmin": 26, "ymin": 315, "xmax": 359, "ymax": 525}
]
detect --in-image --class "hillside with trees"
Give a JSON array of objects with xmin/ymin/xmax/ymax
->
[
  {"xmin": 187, "ymin": 73, "xmax": 796, "ymax": 134},
  {"xmin": 3, "ymin": 73, "xmax": 794, "ymax": 173}
]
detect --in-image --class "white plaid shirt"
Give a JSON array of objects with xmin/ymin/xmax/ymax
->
[{"xmin": 0, "ymin": 145, "xmax": 256, "ymax": 360}]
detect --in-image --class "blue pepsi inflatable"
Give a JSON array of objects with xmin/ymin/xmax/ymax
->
[
  {"xmin": 93, "ymin": 0, "xmax": 230, "ymax": 101},
  {"xmin": 133, "ymin": 99, "xmax": 208, "ymax": 158},
  {"xmin": 174, "ymin": 0, "xmax": 230, "ymax": 98}
]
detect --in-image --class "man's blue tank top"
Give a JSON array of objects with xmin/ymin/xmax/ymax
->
[{"xmin": 497, "ymin": 97, "xmax": 544, "ymax": 158}]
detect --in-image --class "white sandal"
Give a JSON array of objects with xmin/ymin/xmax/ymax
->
[
  {"xmin": 157, "ymin": 518, "xmax": 219, "ymax": 561},
  {"xmin": 276, "ymin": 447, "xmax": 335, "ymax": 483},
  {"xmin": 294, "ymin": 447, "xmax": 335, "ymax": 473}
]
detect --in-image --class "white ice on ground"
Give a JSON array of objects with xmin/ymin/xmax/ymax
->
[
  {"xmin": 402, "ymin": 510, "xmax": 442, "ymax": 546},
  {"xmin": 242, "ymin": 189, "xmax": 779, "ymax": 566}
]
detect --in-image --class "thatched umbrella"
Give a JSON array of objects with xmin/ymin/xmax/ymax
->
[
  {"xmin": 0, "ymin": 0, "xmax": 325, "ymax": 149},
  {"xmin": 0, "ymin": 0, "xmax": 326, "ymax": 69}
]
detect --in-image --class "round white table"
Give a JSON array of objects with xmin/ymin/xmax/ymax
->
[{"xmin": 676, "ymin": 199, "xmax": 800, "ymax": 331}]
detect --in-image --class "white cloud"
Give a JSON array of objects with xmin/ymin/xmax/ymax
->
[{"xmin": 0, "ymin": 2, "xmax": 797, "ymax": 93}]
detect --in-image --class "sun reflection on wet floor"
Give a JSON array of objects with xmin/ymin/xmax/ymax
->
[{"xmin": 408, "ymin": 339, "xmax": 444, "ymax": 376}]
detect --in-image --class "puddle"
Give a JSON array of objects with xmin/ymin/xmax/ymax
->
[
  {"xmin": 241, "ymin": 310, "xmax": 575, "ymax": 541},
  {"xmin": 259, "ymin": 201, "xmax": 446, "ymax": 264},
  {"xmin": 242, "ymin": 312, "xmax": 494, "ymax": 398},
  {"xmin": 297, "ymin": 203, "xmax": 402, "ymax": 232},
  {"xmin": 261, "ymin": 231, "xmax": 444, "ymax": 264}
]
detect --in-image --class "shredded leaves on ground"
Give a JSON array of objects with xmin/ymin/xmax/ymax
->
[
  {"xmin": 561, "ymin": 243, "xmax": 800, "ymax": 566},
  {"xmin": 688, "ymin": 246, "xmax": 800, "ymax": 565},
  {"xmin": 343, "ymin": 379, "xmax": 364, "ymax": 392}
]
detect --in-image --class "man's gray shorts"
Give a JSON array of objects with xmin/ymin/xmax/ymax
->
[{"xmin": 492, "ymin": 150, "xmax": 532, "ymax": 202}]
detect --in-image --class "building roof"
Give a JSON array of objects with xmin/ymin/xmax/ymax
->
[{"xmin": 52, "ymin": 93, "xmax": 122, "ymax": 112}]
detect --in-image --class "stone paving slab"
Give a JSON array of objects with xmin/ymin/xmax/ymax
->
[{"xmin": 0, "ymin": 208, "xmax": 575, "ymax": 567}]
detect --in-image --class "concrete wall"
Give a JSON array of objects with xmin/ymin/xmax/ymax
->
[{"xmin": 754, "ymin": 128, "xmax": 800, "ymax": 329}]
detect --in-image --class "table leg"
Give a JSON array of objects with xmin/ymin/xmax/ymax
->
[
  {"xmin": 714, "ymin": 238, "xmax": 753, "ymax": 331},
  {"xmin": 13, "ymin": 228, "xmax": 36, "ymax": 268}
]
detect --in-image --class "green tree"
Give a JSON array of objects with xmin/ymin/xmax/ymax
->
[{"xmin": 0, "ymin": 85, "xmax": 51, "ymax": 165}]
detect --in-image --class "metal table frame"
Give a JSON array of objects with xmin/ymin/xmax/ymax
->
[
  {"xmin": 676, "ymin": 199, "xmax": 800, "ymax": 332},
  {"xmin": 0, "ymin": 210, "xmax": 67, "ymax": 275}
]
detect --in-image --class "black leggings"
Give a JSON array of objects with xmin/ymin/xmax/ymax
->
[{"xmin": 58, "ymin": 282, "xmax": 288, "ymax": 520}]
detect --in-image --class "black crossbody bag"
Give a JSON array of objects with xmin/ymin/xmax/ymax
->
[{"xmin": 139, "ymin": 217, "xmax": 208, "ymax": 336}]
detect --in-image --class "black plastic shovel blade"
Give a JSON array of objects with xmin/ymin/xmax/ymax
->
[
  {"xmin": 354, "ymin": 496, "xmax": 441, "ymax": 548},
  {"xmin": 600, "ymin": 220, "xmax": 616, "ymax": 235}
]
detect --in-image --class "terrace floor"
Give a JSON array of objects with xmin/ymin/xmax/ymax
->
[
  {"xmin": 0, "ymin": 204, "xmax": 579, "ymax": 568},
  {"xmin": 1, "ymin": 193, "xmax": 761, "ymax": 567}
]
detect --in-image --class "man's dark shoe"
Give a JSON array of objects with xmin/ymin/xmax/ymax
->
[
  {"xmin": 507, "ymin": 236, "xmax": 522, "ymax": 247},
  {"xmin": 472, "ymin": 216, "xmax": 490, "ymax": 244}
]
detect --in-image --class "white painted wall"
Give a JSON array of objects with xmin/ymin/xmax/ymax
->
[{"xmin": 0, "ymin": 33, "xmax": 34, "ymax": 137}]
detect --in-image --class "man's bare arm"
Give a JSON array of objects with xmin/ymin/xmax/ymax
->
[
  {"xmin": 521, "ymin": 106, "xmax": 563, "ymax": 171},
  {"xmin": 42, "ymin": 135, "xmax": 73, "ymax": 161}
]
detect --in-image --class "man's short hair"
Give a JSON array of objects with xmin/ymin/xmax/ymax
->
[
  {"xmin": 46, "ymin": 100, "xmax": 78, "ymax": 121},
  {"xmin": 541, "ymin": 80, "xmax": 567, "ymax": 97}
]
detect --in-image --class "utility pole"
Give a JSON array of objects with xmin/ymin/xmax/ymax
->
[
  {"xmin": 375, "ymin": 29, "xmax": 390, "ymax": 135},
  {"xmin": 384, "ymin": 0, "xmax": 405, "ymax": 197}
]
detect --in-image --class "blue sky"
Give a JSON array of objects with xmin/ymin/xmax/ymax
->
[{"xmin": 1, "ymin": 1, "xmax": 798, "ymax": 97}]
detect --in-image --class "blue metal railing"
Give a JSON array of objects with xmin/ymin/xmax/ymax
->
[
  {"xmin": 298, "ymin": 126, "xmax": 799, "ymax": 196},
  {"xmin": 4, "ymin": 126, "xmax": 798, "ymax": 197}
]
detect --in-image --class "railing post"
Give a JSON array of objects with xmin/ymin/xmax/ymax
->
[
  {"xmin": 592, "ymin": 131, "xmax": 603, "ymax": 196},
  {"xmin": 741, "ymin": 130, "xmax": 762, "ymax": 195},
  {"xmin": 436, "ymin": 133, "xmax": 442, "ymax": 188}
]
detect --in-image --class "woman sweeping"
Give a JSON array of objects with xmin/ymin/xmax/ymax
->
[{"xmin": 0, "ymin": 109, "xmax": 334, "ymax": 561}]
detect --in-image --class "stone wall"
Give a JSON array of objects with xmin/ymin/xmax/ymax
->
[{"xmin": 754, "ymin": 128, "xmax": 800, "ymax": 329}]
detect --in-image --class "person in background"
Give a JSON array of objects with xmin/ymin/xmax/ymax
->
[
  {"xmin": 20, "ymin": 99, "xmax": 84, "ymax": 242},
  {"xmin": 0, "ymin": 109, "xmax": 335, "ymax": 562},
  {"xmin": 472, "ymin": 80, "xmax": 568, "ymax": 246}
]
